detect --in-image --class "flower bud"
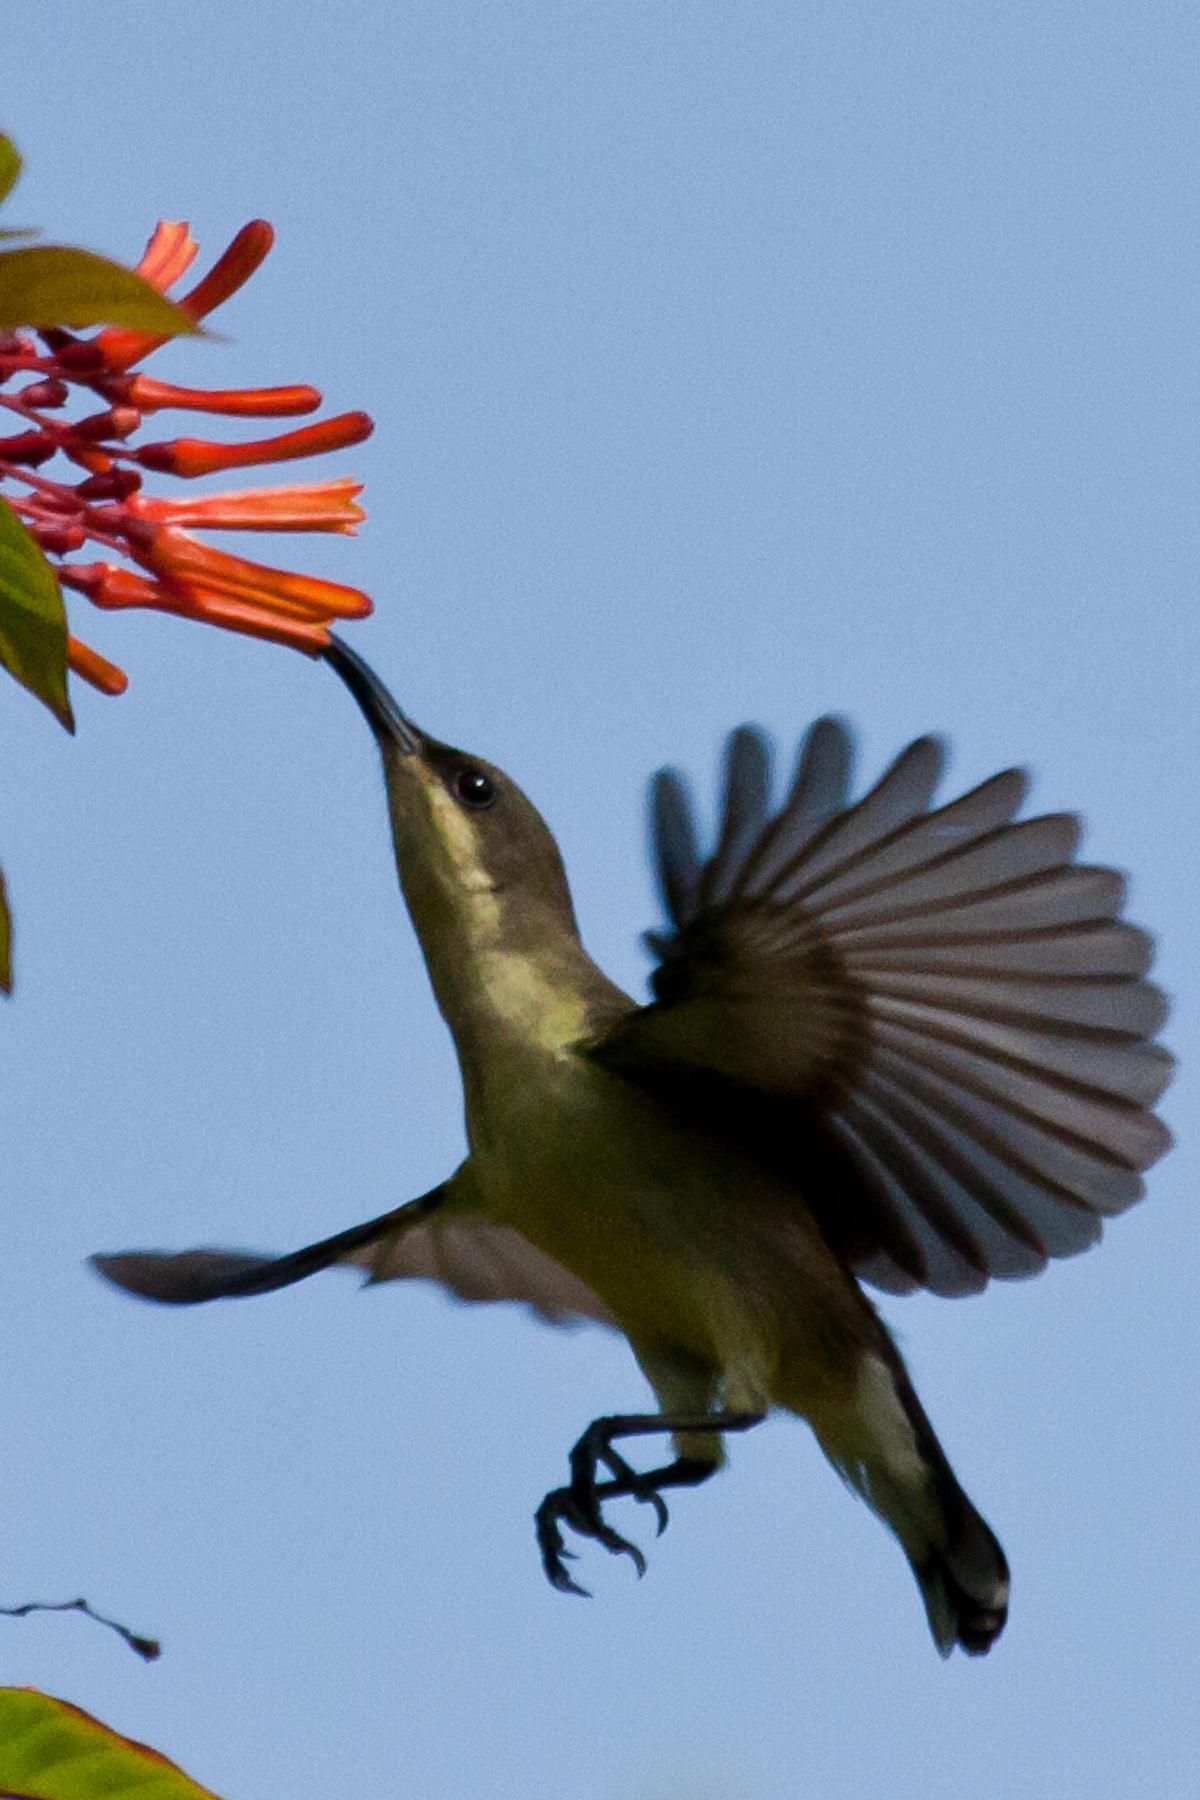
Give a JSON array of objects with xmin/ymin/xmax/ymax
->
[
  {"xmin": 0, "ymin": 431, "xmax": 55, "ymax": 466},
  {"xmin": 75, "ymin": 467, "xmax": 143, "ymax": 501},
  {"xmin": 18, "ymin": 378, "xmax": 69, "ymax": 409}
]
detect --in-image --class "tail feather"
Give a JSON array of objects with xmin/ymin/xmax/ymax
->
[
  {"xmin": 911, "ymin": 1490, "xmax": 1010, "ymax": 1658},
  {"xmin": 814, "ymin": 1348, "xmax": 1009, "ymax": 1657}
]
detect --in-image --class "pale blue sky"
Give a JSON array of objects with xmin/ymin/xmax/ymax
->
[{"xmin": 1, "ymin": 6, "xmax": 1196, "ymax": 1797}]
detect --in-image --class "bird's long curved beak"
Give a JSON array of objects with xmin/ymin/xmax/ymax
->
[{"xmin": 324, "ymin": 634, "xmax": 425, "ymax": 755}]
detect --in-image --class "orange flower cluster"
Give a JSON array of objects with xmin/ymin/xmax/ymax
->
[{"xmin": 0, "ymin": 220, "xmax": 373, "ymax": 694}]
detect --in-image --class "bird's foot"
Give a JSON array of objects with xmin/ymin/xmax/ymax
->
[
  {"xmin": 534, "ymin": 1410, "xmax": 763, "ymax": 1595},
  {"xmin": 535, "ymin": 1474, "xmax": 647, "ymax": 1597}
]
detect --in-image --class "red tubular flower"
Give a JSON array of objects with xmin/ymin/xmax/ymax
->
[
  {"xmin": 177, "ymin": 221, "xmax": 275, "ymax": 323},
  {"xmin": 135, "ymin": 412, "xmax": 373, "ymax": 477},
  {"xmin": 126, "ymin": 478, "xmax": 364, "ymax": 534},
  {"xmin": 61, "ymin": 561, "xmax": 333, "ymax": 656},
  {"xmin": 0, "ymin": 218, "xmax": 375, "ymax": 695},
  {"xmin": 120, "ymin": 376, "xmax": 321, "ymax": 418},
  {"xmin": 95, "ymin": 221, "xmax": 274, "ymax": 373},
  {"xmin": 60, "ymin": 564, "xmax": 158, "ymax": 607},
  {"xmin": 132, "ymin": 524, "xmax": 371, "ymax": 624},
  {"xmin": 146, "ymin": 585, "xmax": 335, "ymax": 654}
]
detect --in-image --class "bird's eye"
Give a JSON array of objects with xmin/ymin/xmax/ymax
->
[{"xmin": 452, "ymin": 766, "xmax": 497, "ymax": 809}]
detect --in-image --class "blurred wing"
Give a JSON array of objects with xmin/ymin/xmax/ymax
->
[
  {"xmin": 596, "ymin": 721, "xmax": 1173, "ymax": 1298},
  {"xmin": 93, "ymin": 1189, "xmax": 613, "ymax": 1328},
  {"xmin": 344, "ymin": 1216, "xmax": 615, "ymax": 1326}
]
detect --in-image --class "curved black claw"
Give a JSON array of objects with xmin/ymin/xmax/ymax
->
[
  {"xmin": 535, "ymin": 1491, "xmax": 589, "ymax": 1596},
  {"xmin": 535, "ymin": 1480, "xmax": 647, "ymax": 1595},
  {"xmin": 576, "ymin": 1501, "xmax": 648, "ymax": 1577},
  {"xmin": 597, "ymin": 1446, "xmax": 671, "ymax": 1536},
  {"xmin": 535, "ymin": 1492, "xmax": 599, "ymax": 1596}
]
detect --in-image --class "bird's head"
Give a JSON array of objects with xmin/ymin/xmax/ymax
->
[{"xmin": 323, "ymin": 636, "xmax": 579, "ymax": 962}]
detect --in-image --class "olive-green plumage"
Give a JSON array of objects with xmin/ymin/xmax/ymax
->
[{"xmin": 94, "ymin": 637, "xmax": 1174, "ymax": 1657}]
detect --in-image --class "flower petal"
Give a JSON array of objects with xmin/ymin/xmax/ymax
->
[
  {"xmin": 135, "ymin": 221, "xmax": 199, "ymax": 292},
  {"xmin": 136, "ymin": 525, "xmax": 372, "ymax": 621},
  {"xmin": 127, "ymin": 479, "xmax": 365, "ymax": 533},
  {"xmin": 163, "ymin": 582, "xmax": 333, "ymax": 653}
]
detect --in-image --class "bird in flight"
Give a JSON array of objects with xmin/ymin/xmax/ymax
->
[{"xmin": 94, "ymin": 637, "xmax": 1173, "ymax": 1656}]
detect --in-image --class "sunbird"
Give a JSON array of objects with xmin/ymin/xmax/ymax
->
[{"xmin": 94, "ymin": 638, "xmax": 1173, "ymax": 1656}]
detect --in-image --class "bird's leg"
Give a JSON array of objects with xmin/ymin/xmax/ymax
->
[{"xmin": 536, "ymin": 1410, "xmax": 764, "ymax": 1595}]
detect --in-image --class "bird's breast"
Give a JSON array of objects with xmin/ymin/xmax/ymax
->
[{"xmin": 463, "ymin": 1043, "xmax": 852, "ymax": 1370}]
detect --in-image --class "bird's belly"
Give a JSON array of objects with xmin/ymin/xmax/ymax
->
[
  {"xmin": 471, "ymin": 1075, "xmax": 702, "ymax": 1336},
  {"xmin": 466, "ymin": 1056, "xmax": 859, "ymax": 1389}
]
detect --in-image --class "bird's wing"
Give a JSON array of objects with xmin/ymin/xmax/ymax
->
[
  {"xmin": 590, "ymin": 721, "xmax": 1173, "ymax": 1298},
  {"xmin": 343, "ymin": 1215, "xmax": 615, "ymax": 1325},
  {"xmin": 92, "ymin": 1189, "xmax": 614, "ymax": 1327}
]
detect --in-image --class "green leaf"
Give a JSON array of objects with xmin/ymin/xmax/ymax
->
[
  {"xmin": 0, "ymin": 498, "xmax": 73, "ymax": 731},
  {"xmin": 0, "ymin": 1690, "xmax": 225, "ymax": 1800},
  {"xmin": 0, "ymin": 134, "xmax": 19, "ymax": 208},
  {"xmin": 0, "ymin": 865, "xmax": 10, "ymax": 993},
  {"xmin": 0, "ymin": 245, "xmax": 197, "ymax": 334}
]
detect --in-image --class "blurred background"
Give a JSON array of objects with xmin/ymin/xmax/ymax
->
[{"xmin": 1, "ymin": 5, "xmax": 1195, "ymax": 1796}]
